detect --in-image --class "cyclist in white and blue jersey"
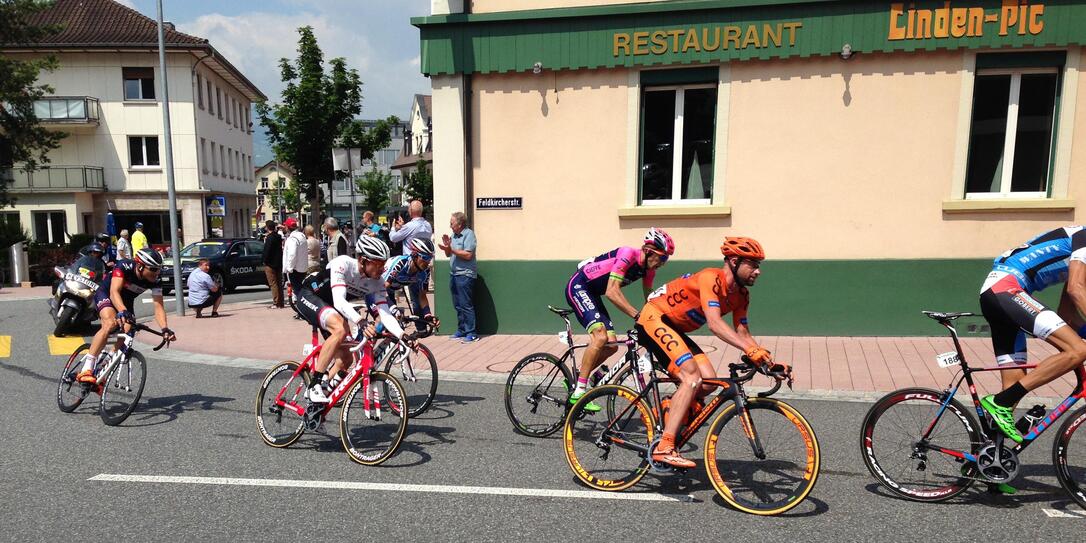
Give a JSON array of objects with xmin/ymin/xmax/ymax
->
[
  {"xmin": 979, "ymin": 226, "xmax": 1086, "ymax": 443},
  {"xmin": 382, "ymin": 237, "xmax": 439, "ymax": 324}
]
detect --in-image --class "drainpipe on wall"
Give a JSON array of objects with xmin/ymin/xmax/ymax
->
[{"xmin": 461, "ymin": 2, "xmax": 474, "ymax": 227}]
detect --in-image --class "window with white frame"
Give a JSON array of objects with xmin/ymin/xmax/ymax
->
[
  {"xmin": 128, "ymin": 136, "xmax": 160, "ymax": 167},
  {"xmin": 32, "ymin": 210, "xmax": 65, "ymax": 243},
  {"xmin": 122, "ymin": 67, "xmax": 155, "ymax": 100},
  {"xmin": 965, "ymin": 55, "xmax": 1062, "ymax": 198},
  {"xmin": 216, "ymin": 87, "xmax": 223, "ymax": 120},
  {"xmin": 639, "ymin": 78, "xmax": 717, "ymax": 204},
  {"xmin": 219, "ymin": 145, "xmax": 225, "ymax": 177}
]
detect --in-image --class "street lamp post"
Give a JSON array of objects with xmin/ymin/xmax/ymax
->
[{"xmin": 156, "ymin": 0, "xmax": 184, "ymax": 316}]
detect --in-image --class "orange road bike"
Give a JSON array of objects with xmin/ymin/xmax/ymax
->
[
  {"xmin": 563, "ymin": 358, "xmax": 821, "ymax": 515},
  {"xmin": 255, "ymin": 329, "xmax": 409, "ymax": 466}
]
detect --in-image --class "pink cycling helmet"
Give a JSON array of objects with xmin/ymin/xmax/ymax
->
[{"xmin": 643, "ymin": 227, "xmax": 675, "ymax": 256}]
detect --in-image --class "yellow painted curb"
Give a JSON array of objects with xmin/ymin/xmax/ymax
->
[
  {"xmin": 48, "ymin": 335, "xmax": 86, "ymax": 356},
  {"xmin": 0, "ymin": 336, "xmax": 10, "ymax": 358}
]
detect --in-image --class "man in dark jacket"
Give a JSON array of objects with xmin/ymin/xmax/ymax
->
[{"xmin": 262, "ymin": 220, "xmax": 284, "ymax": 308}]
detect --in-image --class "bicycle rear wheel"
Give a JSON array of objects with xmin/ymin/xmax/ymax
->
[
  {"xmin": 379, "ymin": 339, "xmax": 438, "ymax": 418},
  {"xmin": 98, "ymin": 351, "xmax": 147, "ymax": 426},
  {"xmin": 57, "ymin": 343, "xmax": 92, "ymax": 413},
  {"xmin": 860, "ymin": 388, "xmax": 980, "ymax": 502},
  {"xmin": 339, "ymin": 371, "xmax": 408, "ymax": 466},
  {"xmin": 504, "ymin": 352, "xmax": 573, "ymax": 437},
  {"xmin": 1054, "ymin": 406, "xmax": 1086, "ymax": 510},
  {"xmin": 563, "ymin": 384, "xmax": 656, "ymax": 492},
  {"xmin": 255, "ymin": 361, "xmax": 310, "ymax": 448},
  {"xmin": 705, "ymin": 398, "xmax": 820, "ymax": 515}
]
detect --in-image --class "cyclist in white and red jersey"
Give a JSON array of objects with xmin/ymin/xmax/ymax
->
[
  {"xmin": 565, "ymin": 228, "xmax": 674, "ymax": 410},
  {"xmin": 76, "ymin": 248, "xmax": 175, "ymax": 383},
  {"xmin": 295, "ymin": 236, "xmax": 404, "ymax": 403}
]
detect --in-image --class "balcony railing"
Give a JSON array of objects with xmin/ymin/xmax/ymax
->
[
  {"xmin": 5, "ymin": 165, "xmax": 105, "ymax": 192},
  {"xmin": 33, "ymin": 96, "xmax": 100, "ymax": 125}
]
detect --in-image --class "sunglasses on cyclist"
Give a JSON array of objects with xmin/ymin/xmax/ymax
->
[{"xmin": 414, "ymin": 253, "xmax": 434, "ymax": 262}]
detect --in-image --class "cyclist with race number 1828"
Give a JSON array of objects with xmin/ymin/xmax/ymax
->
[
  {"xmin": 76, "ymin": 248, "xmax": 176, "ymax": 383},
  {"xmin": 565, "ymin": 228, "xmax": 674, "ymax": 411},
  {"xmin": 637, "ymin": 237, "xmax": 787, "ymax": 468}
]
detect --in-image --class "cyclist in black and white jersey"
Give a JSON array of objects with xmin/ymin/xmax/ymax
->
[{"xmin": 295, "ymin": 236, "xmax": 404, "ymax": 403}]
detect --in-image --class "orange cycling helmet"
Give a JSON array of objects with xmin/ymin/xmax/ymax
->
[{"xmin": 720, "ymin": 237, "xmax": 765, "ymax": 260}]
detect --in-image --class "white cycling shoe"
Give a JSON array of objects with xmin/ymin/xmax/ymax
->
[{"xmin": 306, "ymin": 383, "xmax": 331, "ymax": 403}]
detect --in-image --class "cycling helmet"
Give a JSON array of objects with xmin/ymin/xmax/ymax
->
[
  {"xmin": 355, "ymin": 236, "xmax": 391, "ymax": 261},
  {"xmin": 86, "ymin": 241, "xmax": 106, "ymax": 254},
  {"xmin": 643, "ymin": 227, "xmax": 675, "ymax": 256},
  {"xmin": 96, "ymin": 232, "xmax": 111, "ymax": 243},
  {"xmin": 407, "ymin": 238, "xmax": 435, "ymax": 257},
  {"xmin": 134, "ymin": 248, "xmax": 164, "ymax": 269},
  {"xmin": 720, "ymin": 237, "xmax": 765, "ymax": 260}
]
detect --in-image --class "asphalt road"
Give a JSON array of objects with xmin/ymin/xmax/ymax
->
[{"xmin": 0, "ymin": 298, "xmax": 1084, "ymax": 541}]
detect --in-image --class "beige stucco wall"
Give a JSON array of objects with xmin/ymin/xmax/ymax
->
[
  {"xmin": 454, "ymin": 47, "xmax": 1086, "ymax": 261},
  {"xmin": 469, "ymin": 0, "xmax": 666, "ymax": 13}
]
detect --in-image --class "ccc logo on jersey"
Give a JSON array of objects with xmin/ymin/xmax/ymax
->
[{"xmin": 665, "ymin": 289, "xmax": 689, "ymax": 308}]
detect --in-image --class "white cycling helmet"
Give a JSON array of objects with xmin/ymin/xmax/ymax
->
[
  {"xmin": 134, "ymin": 248, "xmax": 164, "ymax": 269},
  {"xmin": 407, "ymin": 237, "xmax": 435, "ymax": 257},
  {"xmin": 355, "ymin": 236, "xmax": 391, "ymax": 261}
]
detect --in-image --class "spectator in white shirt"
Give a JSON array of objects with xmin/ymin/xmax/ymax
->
[
  {"xmin": 116, "ymin": 229, "xmax": 132, "ymax": 260},
  {"xmin": 281, "ymin": 217, "xmax": 308, "ymax": 297},
  {"xmin": 187, "ymin": 259, "xmax": 222, "ymax": 318}
]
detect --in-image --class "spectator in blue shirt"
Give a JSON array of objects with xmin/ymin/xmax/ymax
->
[
  {"xmin": 390, "ymin": 200, "xmax": 433, "ymax": 250},
  {"xmin": 439, "ymin": 211, "xmax": 478, "ymax": 342},
  {"xmin": 187, "ymin": 258, "xmax": 222, "ymax": 318}
]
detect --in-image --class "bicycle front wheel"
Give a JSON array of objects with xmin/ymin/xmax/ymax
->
[
  {"xmin": 1054, "ymin": 406, "xmax": 1086, "ymax": 511},
  {"xmin": 380, "ymin": 339, "xmax": 438, "ymax": 418},
  {"xmin": 255, "ymin": 361, "xmax": 310, "ymax": 448},
  {"xmin": 57, "ymin": 343, "xmax": 92, "ymax": 413},
  {"xmin": 339, "ymin": 371, "xmax": 408, "ymax": 466},
  {"xmin": 860, "ymin": 388, "xmax": 980, "ymax": 502},
  {"xmin": 564, "ymin": 384, "xmax": 656, "ymax": 492},
  {"xmin": 504, "ymin": 352, "xmax": 573, "ymax": 437},
  {"xmin": 98, "ymin": 351, "xmax": 147, "ymax": 426},
  {"xmin": 705, "ymin": 397, "xmax": 820, "ymax": 515}
]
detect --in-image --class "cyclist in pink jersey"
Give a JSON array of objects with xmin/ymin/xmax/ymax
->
[{"xmin": 565, "ymin": 228, "xmax": 674, "ymax": 410}]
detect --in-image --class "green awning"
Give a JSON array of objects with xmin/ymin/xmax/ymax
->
[{"xmin": 413, "ymin": 0, "xmax": 1086, "ymax": 76}]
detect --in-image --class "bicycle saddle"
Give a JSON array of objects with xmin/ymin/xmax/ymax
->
[
  {"xmin": 922, "ymin": 310, "xmax": 975, "ymax": 321},
  {"xmin": 548, "ymin": 305, "xmax": 574, "ymax": 317}
]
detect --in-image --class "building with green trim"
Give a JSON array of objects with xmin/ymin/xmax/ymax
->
[{"xmin": 414, "ymin": 0, "xmax": 1086, "ymax": 336}]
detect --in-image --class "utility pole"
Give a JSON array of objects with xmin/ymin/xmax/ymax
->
[
  {"xmin": 347, "ymin": 149, "xmax": 358, "ymax": 249},
  {"xmin": 157, "ymin": 0, "xmax": 184, "ymax": 316}
]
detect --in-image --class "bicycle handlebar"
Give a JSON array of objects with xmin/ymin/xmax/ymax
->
[
  {"xmin": 730, "ymin": 355, "xmax": 794, "ymax": 397},
  {"xmin": 399, "ymin": 314, "xmax": 438, "ymax": 339},
  {"xmin": 124, "ymin": 323, "xmax": 173, "ymax": 351}
]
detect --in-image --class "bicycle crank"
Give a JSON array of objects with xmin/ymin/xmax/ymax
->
[
  {"xmin": 303, "ymin": 402, "xmax": 325, "ymax": 432},
  {"xmin": 645, "ymin": 437, "xmax": 679, "ymax": 475},
  {"xmin": 975, "ymin": 442, "xmax": 1020, "ymax": 483}
]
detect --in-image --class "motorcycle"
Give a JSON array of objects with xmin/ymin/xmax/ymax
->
[{"xmin": 48, "ymin": 253, "xmax": 106, "ymax": 337}]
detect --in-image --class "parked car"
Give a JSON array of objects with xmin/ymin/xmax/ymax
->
[{"xmin": 159, "ymin": 238, "xmax": 265, "ymax": 295}]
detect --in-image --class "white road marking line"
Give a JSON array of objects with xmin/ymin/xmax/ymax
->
[
  {"xmin": 1043, "ymin": 508, "xmax": 1086, "ymax": 518},
  {"xmin": 89, "ymin": 474, "xmax": 693, "ymax": 502}
]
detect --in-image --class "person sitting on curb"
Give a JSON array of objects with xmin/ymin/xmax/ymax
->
[{"xmin": 187, "ymin": 258, "xmax": 222, "ymax": 318}]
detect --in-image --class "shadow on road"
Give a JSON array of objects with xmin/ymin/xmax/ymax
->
[
  {"xmin": 861, "ymin": 461, "xmax": 1078, "ymax": 510},
  {"xmin": 121, "ymin": 393, "xmax": 239, "ymax": 427}
]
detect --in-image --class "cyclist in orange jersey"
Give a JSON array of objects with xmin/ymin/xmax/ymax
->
[{"xmin": 635, "ymin": 237, "xmax": 786, "ymax": 468}]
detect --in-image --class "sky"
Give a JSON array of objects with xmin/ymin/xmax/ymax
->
[{"xmin": 120, "ymin": 0, "xmax": 433, "ymax": 165}]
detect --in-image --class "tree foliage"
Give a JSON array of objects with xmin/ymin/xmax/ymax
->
[
  {"xmin": 404, "ymin": 159, "xmax": 433, "ymax": 211},
  {"xmin": 267, "ymin": 177, "xmax": 304, "ymax": 216},
  {"xmin": 356, "ymin": 168, "xmax": 391, "ymax": 215},
  {"xmin": 256, "ymin": 26, "xmax": 362, "ymax": 226},
  {"xmin": 0, "ymin": 0, "xmax": 65, "ymax": 208}
]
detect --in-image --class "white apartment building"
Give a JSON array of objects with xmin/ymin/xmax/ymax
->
[
  {"xmin": 254, "ymin": 160, "xmax": 295, "ymax": 225},
  {"xmin": 327, "ymin": 120, "xmax": 407, "ymax": 223},
  {"xmin": 390, "ymin": 94, "xmax": 431, "ymax": 181},
  {"xmin": 1, "ymin": 0, "xmax": 264, "ymax": 247}
]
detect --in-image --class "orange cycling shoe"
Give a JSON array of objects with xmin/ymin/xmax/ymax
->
[
  {"xmin": 76, "ymin": 369, "xmax": 97, "ymax": 384},
  {"xmin": 652, "ymin": 445, "xmax": 696, "ymax": 469}
]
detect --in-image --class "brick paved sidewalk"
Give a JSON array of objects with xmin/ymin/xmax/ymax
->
[{"xmin": 138, "ymin": 299, "xmax": 1084, "ymax": 400}]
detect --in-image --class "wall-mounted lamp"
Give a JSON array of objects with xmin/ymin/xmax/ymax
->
[
  {"xmin": 840, "ymin": 43, "xmax": 854, "ymax": 60},
  {"xmin": 532, "ymin": 61, "xmax": 543, "ymax": 74}
]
